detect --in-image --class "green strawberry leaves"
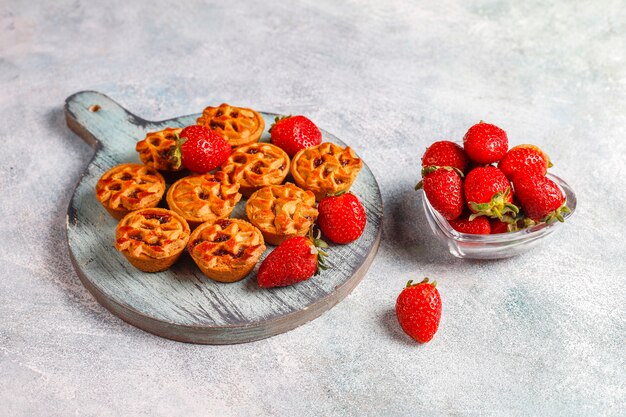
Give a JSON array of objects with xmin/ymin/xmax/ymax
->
[
  {"xmin": 309, "ymin": 228, "xmax": 329, "ymax": 276},
  {"xmin": 468, "ymin": 187, "xmax": 519, "ymax": 221},
  {"xmin": 543, "ymin": 204, "xmax": 571, "ymax": 223},
  {"xmin": 170, "ymin": 133, "xmax": 187, "ymax": 170},
  {"xmin": 268, "ymin": 115, "xmax": 292, "ymax": 134},
  {"xmin": 406, "ymin": 277, "xmax": 437, "ymax": 288}
]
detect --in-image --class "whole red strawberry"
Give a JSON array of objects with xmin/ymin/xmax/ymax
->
[
  {"xmin": 463, "ymin": 122, "xmax": 508, "ymax": 164},
  {"xmin": 396, "ymin": 278, "xmax": 442, "ymax": 343},
  {"xmin": 464, "ymin": 166, "xmax": 518, "ymax": 220},
  {"xmin": 498, "ymin": 144, "xmax": 552, "ymax": 180},
  {"xmin": 318, "ymin": 192, "xmax": 366, "ymax": 244},
  {"xmin": 421, "ymin": 140, "xmax": 469, "ymax": 173},
  {"xmin": 449, "ymin": 215, "xmax": 491, "ymax": 234},
  {"xmin": 270, "ymin": 115, "xmax": 322, "ymax": 157},
  {"xmin": 422, "ymin": 167, "xmax": 464, "ymax": 220},
  {"xmin": 512, "ymin": 173, "xmax": 569, "ymax": 222},
  {"xmin": 257, "ymin": 235, "xmax": 328, "ymax": 288},
  {"xmin": 175, "ymin": 125, "xmax": 231, "ymax": 173}
]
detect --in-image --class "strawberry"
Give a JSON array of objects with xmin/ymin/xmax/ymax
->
[
  {"xmin": 449, "ymin": 215, "xmax": 491, "ymax": 234},
  {"xmin": 257, "ymin": 235, "xmax": 328, "ymax": 288},
  {"xmin": 464, "ymin": 166, "xmax": 519, "ymax": 220},
  {"xmin": 490, "ymin": 218, "xmax": 511, "ymax": 234},
  {"xmin": 318, "ymin": 192, "xmax": 367, "ymax": 244},
  {"xmin": 421, "ymin": 167, "xmax": 464, "ymax": 220},
  {"xmin": 511, "ymin": 173, "xmax": 569, "ymax": 223},
  {"xmin": 421, "ymin": 140, "xmax": 469, "ymax": 173},
  {"xmin": 498, "ymin": 144, "xmax": 552, "ymax": 180},
  {"xmin": 463, "ymin": 121, "xmax": 508, "ymax": 164},
  {"xmin": 174, "ymin": 125, "xmax": 231, "ymax": 173},
  {"xmin": 270, "ymin": 115, "xmax": 322, "ymax": 157},
  {"xmin": 395, "ymin": 278, "xmax": 442, "ymax": 343}
]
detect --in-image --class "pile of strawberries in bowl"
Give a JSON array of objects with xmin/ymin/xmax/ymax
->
[{"xmin": 416, "ymin": 121, "xmax": 575, "ymax": 259}]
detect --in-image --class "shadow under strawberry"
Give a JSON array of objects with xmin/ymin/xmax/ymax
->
[{"xmin": 379, "ymin": 307, "xmax": 421, "ymax": 347}]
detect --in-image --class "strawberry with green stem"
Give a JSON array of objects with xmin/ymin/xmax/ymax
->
[
  {"xmin": 417, "ymin": 166, "xmax": 465, "ymax": 221},
  {"xmin": 257, "ymin": 231, "xmax": 329, "ymax": 288},
  {"xmin": 270, "ymin": 115, "xmax": 322, "ymax": 157},
  {"xmin": 464, "ymin": 166, "xmax": 519, "ymax": 221},
  {"xmin": 171, "ymin": 125, "xmax": 231, "ymax": 173},
  {"xmin": 396, "ymin": 278, "xmax": 442, "ymax": 343},
  {"xmin": 512, "ymin": 173, "xmax": 570, "ymax": 223}
]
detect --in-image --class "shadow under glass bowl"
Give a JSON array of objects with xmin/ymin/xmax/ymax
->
[{"xmin": 422, "ymin": 173, "xmax": 576, "ymax": 259}]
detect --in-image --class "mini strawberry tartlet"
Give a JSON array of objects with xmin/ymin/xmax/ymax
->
[
  {"xmin": 96, "ymin": 163, "xmax": 166, "ymax": 220},
  {"xmin": 115, "ymin": 208, "xmax": 190, "ymax": 272}
]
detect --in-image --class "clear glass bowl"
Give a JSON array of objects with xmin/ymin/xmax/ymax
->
[{"xmin": 422, "ymin": 173, "xmax": 577, "ymax": 259}]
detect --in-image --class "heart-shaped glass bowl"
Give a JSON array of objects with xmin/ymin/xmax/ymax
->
[{"xmin": 422, "ymin": 173, "xmax": 576, "ymax": 259}]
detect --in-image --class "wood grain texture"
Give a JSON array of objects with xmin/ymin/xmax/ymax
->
[{"xmin": 64, "ymin": 91, "xmax": 383, "ymax": 344}]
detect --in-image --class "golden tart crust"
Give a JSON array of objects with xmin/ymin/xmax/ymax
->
[
  {"xmin": 188, "ymin": 219, "xmax": 266, "ymax": 283},
  {"xmin": 95, "ymin": 163, "xmax": 166, "ymax": 220},
  {"xmin": 246, "ymin": 183, "xmax": 318, "ymax": 245},
  {"xmin": 291, "ymin": 142, "xmax": 363, "ymax": 200},
  {"xmin": 220, "ymin": 142, "xmax": 290, "ymax": 197},
  {"xmin": 166, "ymin": 172, "xmax": 242, "ymax": 229},
  {"xmin": 196, "ymin": 103, "xmax": 265, "ymax": 147},
  {"xmin": 135, "ymin": 127, "xmax": 183, "ymax": 172},
  {"xmin": 115, "ymin": 208, "xmax": 190, "ymax": 272}
]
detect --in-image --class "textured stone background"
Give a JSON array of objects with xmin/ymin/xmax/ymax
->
[{"xmin": 1, "ymin": 0, "xmax": 625, "ymax": 416}]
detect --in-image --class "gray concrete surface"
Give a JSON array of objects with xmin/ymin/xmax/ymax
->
[{"xmin": 1, "ymin": 1, "xmax": 624, "ymax": 415}]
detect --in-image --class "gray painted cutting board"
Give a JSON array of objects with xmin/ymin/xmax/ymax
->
[{"xmin": 65, "ymin": 91, "xmax": 383, "ymax": 344}]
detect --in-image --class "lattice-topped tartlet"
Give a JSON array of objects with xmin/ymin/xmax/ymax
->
[
  {"xmin": 291, "ymin": 142, "xmax": 363, "ymax": 200},
  {"xmin": 115, "ymin": 208, "xmax": 191, "ymax": 272},
  {"xmin": 188, "ymin": 219, "xmax": 266, "ymax": 283},
  {"xmin": 135, "ymin": 127, "xmax": 183, "ymax": 172},
  {"xmin": 166, "ymin": 172, "xmax": 242, "ymax": 228},
  {"xmin": 95, "ymin": 163, "xmax": 166, "ymax": 220},
  {"xmin": 196, "ymin": 103, "xmax": 265, "ymax": 147},
  {"xmin": 220, "ymin": 142, "xmax": 290, "ymax": 197},
  {"xmin": 246, "ymin": 183, "xmax": 318, "ymax": 245}
]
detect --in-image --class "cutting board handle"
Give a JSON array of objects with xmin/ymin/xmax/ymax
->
[{"xmin": 65, "ymin": 91, "xmax": 160, "ymax": 151}]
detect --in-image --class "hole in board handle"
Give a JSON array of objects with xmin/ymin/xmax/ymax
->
[{"xmin": 89, "ymin": 104, "xmax": 101, "ymax": 112}]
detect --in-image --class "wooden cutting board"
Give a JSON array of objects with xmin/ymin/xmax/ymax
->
[{"xmin": 65, "ymin": 91, "xmax": 383, "ymax": 344}]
